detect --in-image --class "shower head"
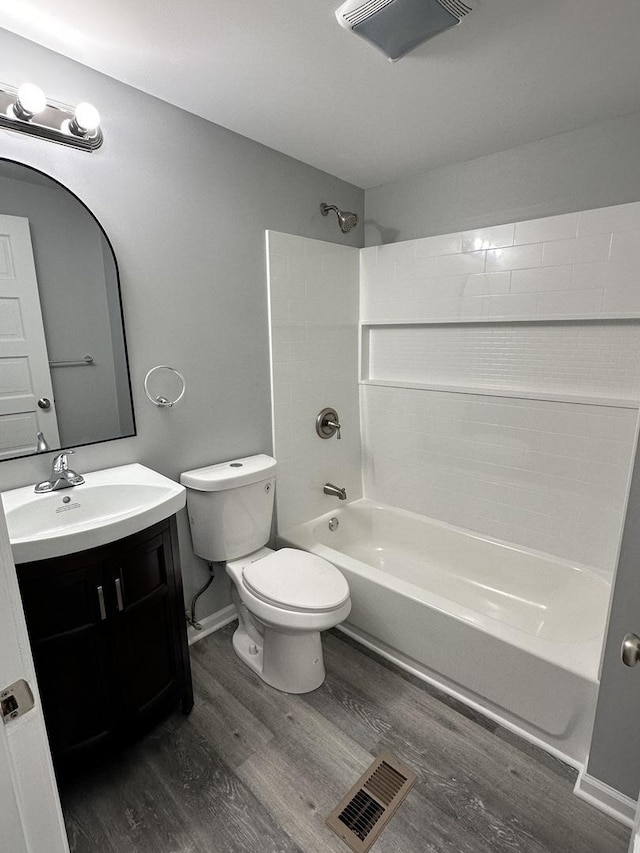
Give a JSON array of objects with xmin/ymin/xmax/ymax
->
[{"xmin": 320, "ymin": 202, "xmax": 359, "ymax": 234}]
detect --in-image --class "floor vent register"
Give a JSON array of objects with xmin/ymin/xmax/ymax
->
[{"xmin": 326, "ymin": 751, "xmax": 417, "ymax": 852}]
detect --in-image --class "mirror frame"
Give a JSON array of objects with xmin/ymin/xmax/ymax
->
[{"xmin": 0, "ymin": 158, "xmax": 136, "ymax": 461}]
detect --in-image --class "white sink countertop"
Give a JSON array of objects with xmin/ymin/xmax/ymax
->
[{"xmin": 2, "ymin": 463, "xmax": 186, "ymax": 564}]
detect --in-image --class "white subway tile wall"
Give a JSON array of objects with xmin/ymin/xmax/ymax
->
[
  {"xmin": 360, "ymin": 201, "xmax": 640, "ymax": 322},
  {"xmin": 361, "ymin": 385, "xmax": 636, "ymax": 572},
  {"xmin": 365, "ymin": 321, "xmax": 640, "ymax": 399},
  {"xmin": 360, "ymin": 201, "xmax": 640, "ymax": 573},
  {"xmin": 268, "ymin": 203, "xmax": 640, "ymax": 573},
  {"xmin": 267, "ymin": 231, "xmax": 362, "ymax": 531}
]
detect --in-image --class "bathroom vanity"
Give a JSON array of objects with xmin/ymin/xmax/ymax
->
[{"xmin": 15, "ymin": 515, "xmax": 193, "ymax": 774}]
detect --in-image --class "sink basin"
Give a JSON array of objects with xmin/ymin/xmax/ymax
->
[{"xmin": 2, "ymin": 463, "xmax": 186, "ymax": 563}]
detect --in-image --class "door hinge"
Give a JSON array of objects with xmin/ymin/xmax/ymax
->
[{"xmin": 1, "ymin": 679, "xmax": 35, "ymax": 724}]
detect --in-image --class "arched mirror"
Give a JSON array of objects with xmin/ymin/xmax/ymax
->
[{"xmin": 0, "ymin": 159, "xmax": 135, "ymax": 460}]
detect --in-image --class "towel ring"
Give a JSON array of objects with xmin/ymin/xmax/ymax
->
[{"xmin": 144, "ymin": 365, "xmax": 186, "ymax": 408}]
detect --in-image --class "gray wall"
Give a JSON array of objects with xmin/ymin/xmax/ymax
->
[
  {"xmin": 364, "ymin": 111, "xmax": 640, "ymax": 246},
  {"xmin": 0, "ymin": 28, "xmax": 363, "ymax": 620}
]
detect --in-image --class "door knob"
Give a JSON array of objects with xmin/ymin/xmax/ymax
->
[
  {"xmin": 621, "ymin": 633, "xmax": 640, "ymax": 667},
  {"xmin": 37, "ymin": 397, "xmax": 51, "ymax": 410}
]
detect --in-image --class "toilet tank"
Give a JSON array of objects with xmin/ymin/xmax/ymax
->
[{"xmin": 180, "ymin": 455, "xmax": 277, "ymax": 562}]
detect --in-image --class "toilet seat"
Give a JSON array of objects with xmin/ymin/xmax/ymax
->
[{"xmin": 242, "ymin": 548, "xmax": 349, "ymax": 613}]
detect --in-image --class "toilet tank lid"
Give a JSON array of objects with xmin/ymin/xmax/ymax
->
[{"xmin": 180, "ymin": 454, "xmax": 277, "ymax": 491}]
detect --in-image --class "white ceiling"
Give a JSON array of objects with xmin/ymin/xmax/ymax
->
[{"xmin": 1, "ymin": 0, "xmax": 640, "ymax": 188}]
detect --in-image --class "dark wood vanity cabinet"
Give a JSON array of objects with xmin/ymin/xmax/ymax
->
[{"xmin": 16, "ymin": 517, "xmax": 193, "ymax": 773}]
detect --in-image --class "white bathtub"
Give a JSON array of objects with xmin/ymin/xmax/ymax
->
[{"xmin": 277, "ymin": 498, "xmax": 610, "ymax": 768}]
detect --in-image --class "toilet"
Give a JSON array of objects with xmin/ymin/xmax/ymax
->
[{"xmin": 180, "ymin": 454, "xmax": 351, "ymax": 693}]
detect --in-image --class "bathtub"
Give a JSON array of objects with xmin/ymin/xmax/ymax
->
[{"xmin": 277, "ymin": 498, "xmax": 610, "ymax": 768}]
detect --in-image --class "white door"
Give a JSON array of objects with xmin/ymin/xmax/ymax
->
[
  {"xmin": 0, "ymin": 214, "xmax": 60, "ymax": 458},
  {"xmin": 0, "ymin": 725, "xmax": 29, "ymax": 853},
  {"xmin": 0, "ymin": 507, "xmax": 69, "ymax": 852}
]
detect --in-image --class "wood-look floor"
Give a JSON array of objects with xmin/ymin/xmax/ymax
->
[{"xmin": 61, "ymin": 624, "xmax": 630, "ymax": 853}]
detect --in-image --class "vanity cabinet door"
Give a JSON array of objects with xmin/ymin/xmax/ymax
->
[
  {"xmin": 18, "ymin": 552, "xmax": 115, "ymax": 762},
  {"xmin": 16, "ymin": 516, "xmax": 193, "ymax": 774},
  {"xmin": 110, "ymin": 524, "xmax": 183, "ymax": 727}
]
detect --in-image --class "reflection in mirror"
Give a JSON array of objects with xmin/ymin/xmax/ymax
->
[{"xmin": 0, "ymin": 159, "xmax": 135, "ymax": 460}]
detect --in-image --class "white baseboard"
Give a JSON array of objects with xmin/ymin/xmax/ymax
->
[
  {"xmin": 187, "ymin": 604, "xmax": 237, "ymax": 646},
  {"xmin": 574, "ymin": 769, "xmax": 636, "ymax": 827}
]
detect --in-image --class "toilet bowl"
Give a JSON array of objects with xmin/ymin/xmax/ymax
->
[
  {"xmin": 226, "ymin": 546, "xmax": 351, "ymax": 693},
  {"xmin": 180, "ymin": 454, "xmax": 351, "ymax": 694}
]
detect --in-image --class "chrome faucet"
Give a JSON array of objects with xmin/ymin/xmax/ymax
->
[
  {"xmin": 34, "ymin": 450, "xmax": 85, "ymax": 494},
  {"xmin": 324, "ymin": 483, "xmax": 347, "ymax": 501}
]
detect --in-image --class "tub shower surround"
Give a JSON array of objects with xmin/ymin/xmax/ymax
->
[
  {"xmin": 361, "ymin": 386, "xmax": 636, "ymax": 571},
  {"xmin": 360, "ymin": 202, "xmax": 640, "ymax": 575},
  {"xmin": 361, "ymin": 203, "xmax": 640, "ymax": 323},
  {"xmin": 267, "ymin": 231, "xmax": 361, "ymax": 531},
  {"xmin": 267, "ymin": 201, "xmax": 640, "ymax": 768}
]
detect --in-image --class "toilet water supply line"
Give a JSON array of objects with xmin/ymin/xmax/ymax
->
[{"xmin": 186, "ymin": 561, "xmax": 222, "ymax": 630}]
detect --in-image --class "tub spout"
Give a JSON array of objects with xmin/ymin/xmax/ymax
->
[{"xmin": 324, "ymin": 483, "xmax": 347, "ymax": 501}]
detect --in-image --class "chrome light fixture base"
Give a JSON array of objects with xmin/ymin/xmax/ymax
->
[{"xmin": 0, "ymin": 84, "xmax": 103, "ymax": 152}]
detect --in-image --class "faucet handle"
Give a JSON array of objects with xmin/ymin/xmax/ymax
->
[
  {"xmin": 316, "ymin": 407, "xmax": 342, "ymax": 440},
  {"xmin": 326, "ymin": 419, "xmax": 341, "ymax": 440},
  {"xmin": 53, "ymin": 449, "xmax": 75, "ymax": 472}
]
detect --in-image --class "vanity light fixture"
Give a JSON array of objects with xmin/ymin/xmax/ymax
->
[{"xmin": 0, "ymin": 82, "xmax": 103, "ymax": 151}]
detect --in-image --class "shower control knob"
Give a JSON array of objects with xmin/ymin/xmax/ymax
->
[
  {"xmin": 316, "ymin": 407, "xmax": 341, "ymax": 440},
  {"xmin": 621, "ymin": 633, "xmax": 640, "ymax": 667}
]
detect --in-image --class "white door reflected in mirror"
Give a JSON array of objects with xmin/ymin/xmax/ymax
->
[{"xmin": 0, "ymin": 213, "xmax": 60, "ymax": 459}]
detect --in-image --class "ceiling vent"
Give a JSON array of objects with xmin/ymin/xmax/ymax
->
[{"xmin": 335, "ymin": 0, "xmax": 477, "ymax": 62}]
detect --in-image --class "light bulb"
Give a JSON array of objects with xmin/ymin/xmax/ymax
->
[
  {"xmin": 73, "ymin": 102, "xmax": 100, "ymax": 133},
  {"xmin": 9, "ymin": 83, "xmax": 46, "ymax": 120},
  {"xmin": 17, "ymin": 83, "xmax": 46, "ymax": 115}
]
